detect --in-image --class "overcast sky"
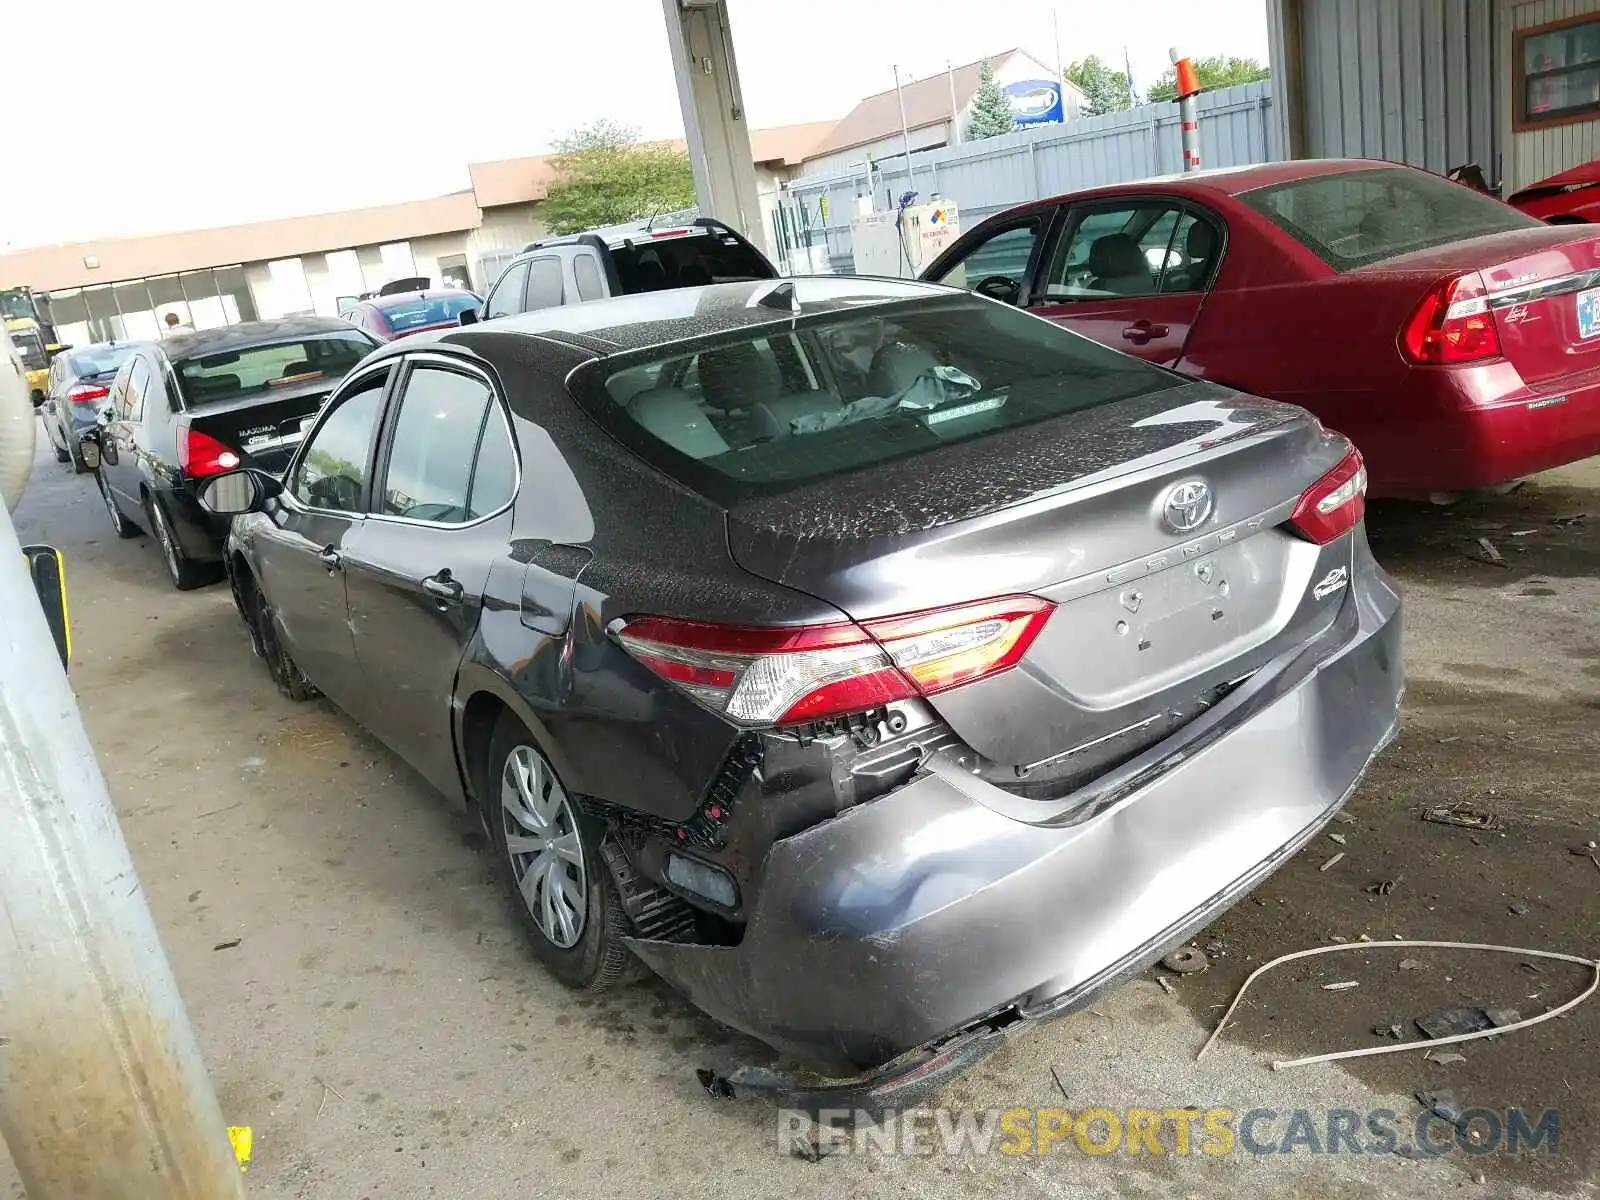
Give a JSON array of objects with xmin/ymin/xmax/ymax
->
[{"xmin": 2, "ymin": 0, "xmax": 1267, "ymax": 250}]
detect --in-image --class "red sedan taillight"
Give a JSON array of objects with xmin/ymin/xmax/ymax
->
[
  {"xmin": 67, "ymin": 383, "xmax": 110, "ymax": 406},
  {"xmin": 1289, "ymin": 448, "xmax": 1367, "ymax": 544},
  {"xmin": 616, "ymin": 596, "xmax": 1055, "ymax": 726},
  {"xmin": 1400, "ymin": 271, "xmax": 1502, "ymax": 365},
  {"xmin": 177, "ymin": 428, "xmax": 242, "ymax": 479}
]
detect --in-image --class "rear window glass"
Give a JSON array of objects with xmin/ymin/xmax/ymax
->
[
  {"xmin": 377, "ymin": 294, "xmax": 480, "ymax": 333},
  {"xmin": 1238, "ymin": 167, "xmax": 1542, "ymax": 270},
  {"xmin": 582, "ymin": 296, "xmax": 1178, "ymax": 503},
  {"xmin": 175, "ymin": 335, "xmax": 372, "ymax": 407},
  {"xmin": 68, "ymin": 344, "xmax": 138, "ymax": 379},
  {"xmin": 611, "ymin": 231, "xmax": 774, "ymax": 293}
]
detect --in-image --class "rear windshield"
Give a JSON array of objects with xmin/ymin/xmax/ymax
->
[
  {"xmin": 611, "ymin": 231, "xmax": 774, "ymax": 293},
  {"xmin": 581, "ymin": 295, "xmax": 1179, "ymax": 503},
  {"xmin": 378, "ymin": 293, "xmax": 480, "ymax": 333},
  {"xmin": 175, "ymin": 335, "xmax": 372, "ymax": 407},
  {"xmin": 68, "ymin": 344, "xmax": 138, "ymax": 379},
  {"xmin": 1238, "ymin": 167, "xmax": 1542, "ymax": 270}
]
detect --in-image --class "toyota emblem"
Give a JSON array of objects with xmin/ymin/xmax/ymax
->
[{"xmin": 1161, "ymin": 480, "xmax": 1213, "ymax": 534}]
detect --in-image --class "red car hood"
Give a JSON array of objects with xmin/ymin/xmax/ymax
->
[{"xmin": 1508, "ymin": 160, "xmax": 1600, "ymax": 203}]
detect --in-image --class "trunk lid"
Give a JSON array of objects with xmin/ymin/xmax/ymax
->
[
  {"xmin": 180, "ymin": 377, "xmax": 333, "ymax": 476},
  {"xmin": 728, "ymin": 381, "xmax": 1354, "ymax": 780},
  {"xmin": 1366, "ymin": 226, "xmax": 1600, "ymax": 384}
]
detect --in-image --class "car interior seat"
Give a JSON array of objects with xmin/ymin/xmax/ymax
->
[
  {"xmin": 626, "ymin": 387, "xmax": 730, "ymax": 459},
  {"xmin": 1087, "ymin": 233, "xmax": 1156, "ymax": 295},
  {"xmin": 676, "ymin": 261, "xmax": 713, "ymax": 287},
  {"xmin": 1171, "ymin": 221, "xmax": 1217, "ymax": 291},
  {"xmin": 633, "ymin": 260, "xmax": 669, "ymax": 292},
  {"xmin": 278, "ymin": 361, "xmax": 314, "ymax": 379},
  {"xmin": 187, "ymin": 373, "xmax": 242, "ymax": 401},
  {"xmin": 866, "ymin": 341, "xmax": 941, "ymax": 397}
]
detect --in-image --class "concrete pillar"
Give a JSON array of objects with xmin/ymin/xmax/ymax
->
[{"xmin": 660, "ymin": 0, "xmax": 766, "ymax": 253}]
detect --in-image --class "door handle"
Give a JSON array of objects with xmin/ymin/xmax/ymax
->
[
  {"xmin": 422, "ymin": 570, "xmax": 464, "ymax": 605},
  {"xmin": 317, "ymin": 546, "xmax": 342, "ymax": 572},
  {"xmin": 1121, "ymin": 320, "xmax": 1170, "ymax": 345}
]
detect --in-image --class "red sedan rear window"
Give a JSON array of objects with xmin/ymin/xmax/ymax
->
[{"xmin": 1239, "ymin": 167, "xmax": 1540, "ymax": 271}]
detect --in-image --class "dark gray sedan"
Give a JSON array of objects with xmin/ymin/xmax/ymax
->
[{"xmin": 199, "ymin": 276, "xmax": 1402, "ymax": 1103}]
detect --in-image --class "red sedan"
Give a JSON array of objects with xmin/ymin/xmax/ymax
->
[
  {"xmin": 1507, "ymin": 161, "xmax": 1600, "ymax": 224},
  {"xmin": 922, "ymin": 158, "xmax": 1600, "ymax": 497}
]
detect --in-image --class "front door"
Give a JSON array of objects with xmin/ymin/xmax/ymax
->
[
  {"xmin": 103, "ymin": 355, "xmax": 151, "ymax": 514},
  {"xmin": 254, "ymin": 368, "xmax": 391, "ymax": 720},
  {"xmin": 1026, "ymin": 200, "xmax": 1223, "ymax": 367},
  {"xmin": 342, "ymin": 357, "xmax": 519, "ymax": 797}
]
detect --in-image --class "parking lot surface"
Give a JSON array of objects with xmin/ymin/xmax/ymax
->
[{"xmin": 4, "ymin": 432, "xmax": 1597, "ymax": 1199}]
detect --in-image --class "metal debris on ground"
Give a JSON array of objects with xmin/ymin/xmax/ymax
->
[
  {"xmin": 789, "ymin": 1136, "xmax": 839, "ymax": 1162},
  {"xmin": 1551, "ymin": 513, "xmax": 1586, "ymax": 527},
  {"xmin": 1421, "ymin": 805, "xmax": 1500, "ymax": 831},
  {"xmin": 1373, "ymin": 1023, "xmax": 1405, "ymax": 1040},
  {"xmin": 1417, "ymin": 1089, "xmax": 1472, "ymax": 1134},
  {"xmin": 1398, "ymin": 958, "xmax": 1424, "ymax": 970},
  {"xmin": 1162, "ymin": 946, "xmax": 1209, "ymax": 975},
  {"xmin": 1471, "ymin": 537, "xmax": 1506, "ymax": 565},
  {"xmin": 1366, "ymin": 879, "xmax": 1399, "ymax": 896},
  {"xmin": 1507, "ymin": 529, "xmax": 1538, "ymax": 537},
  {"xmin": 1416, "ymin": 1007, "xmax": 1494, "ymax": 1039},
  {"xmin": 1328, "ymin": 833, "xmax": 1347, "ymax": 845},
  {"xmin": 212, "ymin": 938, "xmax": 241, "ymax": 951},
  {"xmin": 1332, "ymin": 811, "xmax": 1356, "ymax": 824},
  {"xmin": 1319, "ymin": 852, "xmax": 1345, "ymax": 872},
  {"xmin": 1322, "ymin": 981, "xmax": 1360, "ymax": 991},
  {"xmin": 1197, "ymin": 940, "xmax": 1600, "ymax": 1070},
  {"xmin": 1425, "ymin": 1050, "xmax": 1467, "ymax": 1065},
  {"xmin": 1508, "ymin": 903, "xmax": 1530, "ymax": 917},
  {"xmin": 1204, "ymin": 939, "xmax": 1229, "ymax": 959},
  {"xmin": 1485, "ymin": 1007, "xmax": 1523, "ymax": 1028},
  {"xmin": 1156, "ymin": 975, "xmax": 1177, "ymax": 997}
]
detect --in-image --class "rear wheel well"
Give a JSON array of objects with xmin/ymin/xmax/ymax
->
[
  {"xmin": 459, "ymin": 691, "xmax": 513, "ymax": 818},
  {"xmin": 1546, "ymin": 214, "xmax": 1590, "ymax": 225}
]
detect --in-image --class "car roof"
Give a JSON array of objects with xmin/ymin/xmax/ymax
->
[
  {"xmin": 439, "ymin": 276, "xmax": 951, "ymax": 354},
  {"xmin": 1038, "ymin": 157, "xmax": 1414, "ymax": 207},
  {"xmin": 160, "ymin": 316, "xmax": 359, "ymax": 361},
  {"xmin": 368, "ymin": 289, "xmax": 476, "ymax": 311}
]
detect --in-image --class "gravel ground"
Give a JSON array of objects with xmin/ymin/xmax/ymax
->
[{"xmin": 3, "ymin": 430, "xmax": 1597, "ymax": 1199}]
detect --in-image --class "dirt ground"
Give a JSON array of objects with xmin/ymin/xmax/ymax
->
[{"xmin": 4, "ymin": 430, "xmax": 1598, "ymax": 1199}]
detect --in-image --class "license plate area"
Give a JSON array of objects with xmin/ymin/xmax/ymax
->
[{"xmin": 1576, "ymin": 286, "xmax": 1600, "ymax": 340}]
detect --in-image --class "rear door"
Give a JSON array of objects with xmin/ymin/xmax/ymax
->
[
  {"xmin": 1026, "ymin": 199, "xmax": 1221, "ymax": 366},
  {"xmin": 341, "ymin": 355, "xmax": 517, "ymax": 796},
  {"xmin": 104, "ymin": 355, "xmax": 151, "ymax": 511},
  {"xmin": 253, "ymin": 365, "xmax": 392, "ymax": 720}
]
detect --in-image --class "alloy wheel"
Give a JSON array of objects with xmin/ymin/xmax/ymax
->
[
  {"xmin": 500, "ymin": 745, "xmax": 587, "ymax": 949},
  {"xmin": 100, "ymin": 475, "xmax": 124, "ymax": 531},
  {"xmin": 150, "ymin": 502, "xmax": 182, "ymax": 584}
]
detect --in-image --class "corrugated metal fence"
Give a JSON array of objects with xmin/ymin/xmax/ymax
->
[{"xmin": 783, "ymin": 81, "xmax": 1281, "ymax": 272}]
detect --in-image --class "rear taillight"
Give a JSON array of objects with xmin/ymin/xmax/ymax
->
[
  {"xmin": 616, "ymin": 595, "xmax": 1054, "ymax": 726},
  {"xmin": 67, "ymin": 384, "xmax": 109, "ymax": 406},
  {"xmin": 178, "ymin": 428, "xmax": 242, "ymax": 479},
  {"xmin": 1400, "ymin": 271, "xmax": 1502, "ymax": 365},
  {"xmin": 1289, "ymin": 448, "xmax": 1367, "ymax": 544}
]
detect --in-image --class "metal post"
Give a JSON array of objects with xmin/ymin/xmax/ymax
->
[
  {"xmin": 893, "ymin": 65, "xmax": 915, "ymax": 192},
  {"xmin": 1173, "ymin": 48, "xmax": 1202, "ymax": 172},
  {"xmin": 0, "ymin": 498, "xmax": 243, "ymax": 1196},
  {"xmin": 947, "ymin": 60, "xmax": 961, "ymax": 146}
]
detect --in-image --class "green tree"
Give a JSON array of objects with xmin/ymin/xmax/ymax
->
[
  {"xmin": 1065, "ymin": 55, "xmax": 1133, "ymax": 116},
  {"xmin": 964, "ymin": 61, "xmax": 1018, "ymax": 141},
  {"xmin": 542, "ymin": 121, "xmax": 697, "ymax": 235},
  {"xmin": 1146, "ymin": 55, "xmax": 1270, "ymax": 103}
]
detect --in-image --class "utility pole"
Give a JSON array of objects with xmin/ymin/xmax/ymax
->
[
  {"xmin": 0, "ymin": 420, "xmax": 242, "ymax": 1190},
  {"xmin": 893, "ymin": 65, "xmax": 916, "ymax": 193}
]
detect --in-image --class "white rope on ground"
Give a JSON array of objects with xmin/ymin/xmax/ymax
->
[{"xmin": 1194, "ymin": 939, "xmax": 1600, "ymax": 1070}]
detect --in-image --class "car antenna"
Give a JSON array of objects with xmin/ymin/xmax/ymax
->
[
  {"xmin": 756, "ymin": 280, "xmax": 800, "ymax": 318},
  {"xmin": 644, "ymin": 205, "xmax": 665, "ymax": 233}
]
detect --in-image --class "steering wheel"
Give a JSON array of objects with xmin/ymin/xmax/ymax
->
[{"xmin": 973, "ymin": 275, "xmax": 1022, "ymax": 305}]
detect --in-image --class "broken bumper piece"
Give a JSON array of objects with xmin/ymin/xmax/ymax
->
[{"xmin": 631, "ymin": 559, "xmax": 1403, "ymax": 1081}]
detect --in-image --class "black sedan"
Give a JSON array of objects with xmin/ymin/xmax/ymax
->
[
  {"xmin": 93, "ymin": 317, "xmax": 378, "ymax": 588},
  {"xmin": 199, "ymin": 277, "xmax": 1401, "ymax": 1099}
]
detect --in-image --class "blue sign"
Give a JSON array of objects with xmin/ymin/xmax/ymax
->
[{"xmin": 1003, "ymin": 79, "xmax": 1065, "ymax": 126}]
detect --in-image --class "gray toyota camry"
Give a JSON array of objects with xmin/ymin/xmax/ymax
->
[{"xmin": 202, "ymin": 275, "xmax": 1402, "ymax": 1104}]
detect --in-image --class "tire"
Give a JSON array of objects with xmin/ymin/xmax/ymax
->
[
  {"xmin": 144, "ymin": 493, "xmax": 211, "ymax": 591},
  {"xmin": 50, "ymin": 422, "xmax": 70, "ymax": 464},
  {"xmin": 487, "ymin": 716, "xmax": 633, "ymax": 991},
  {"xmin": 242, "ymin": 573, "xmax": 318, "ymax": 702},
  {"xmin": 97, "ymin": 472, "xmax": 141, "ymax": 539}
]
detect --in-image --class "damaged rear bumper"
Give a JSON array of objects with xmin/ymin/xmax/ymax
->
[{"xmin": 628, "ymin": 556, "xmax": 1403, "ymax": 1078}]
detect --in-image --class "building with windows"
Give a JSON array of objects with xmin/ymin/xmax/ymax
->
[
  {"xmin": 0, "ymin": 123, "xmax": 834, "ymax": 349},
  {"xmin": 1267, "ymin": 0, "xmax": 1600, "ymax": 194}
]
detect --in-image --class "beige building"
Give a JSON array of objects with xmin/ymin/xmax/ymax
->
[{"xmin": 0, "ymin": 122, "xmax": 834, "ymax": 347}]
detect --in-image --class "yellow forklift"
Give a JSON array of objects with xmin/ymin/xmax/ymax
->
[{"xmin": 1, "ymin": 285, "xmax": 65, "ymax": 406}]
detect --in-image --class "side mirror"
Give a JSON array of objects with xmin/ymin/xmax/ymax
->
[
  {"xmin": 197, "ymin": 469, "xmax": 279, "ymax": 515},
  {"xmin": 77, "ymin": 432, "xmax": 101, "ymax": 471},
  {"xmin": 973, "ymin": 275, "xmax": 1022, "ymax": 306},
  {"xmin": 457, "ymin": 307, "xmax": 480, "ymax": 326},
  {"xmin": 21, "ymin": 545, "xmax": 71, "ymax": 671}
]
